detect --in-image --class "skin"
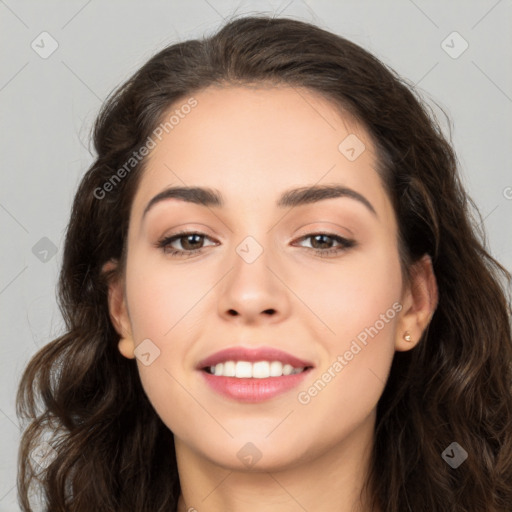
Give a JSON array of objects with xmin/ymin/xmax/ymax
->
[{"xmin": 107, "ymin": 85, "xmax": 438, "ymax": 512}]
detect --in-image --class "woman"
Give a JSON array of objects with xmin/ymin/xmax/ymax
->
[{"xmin": 16, "ymin": 15, "xmax": 512, "ymax": 512}]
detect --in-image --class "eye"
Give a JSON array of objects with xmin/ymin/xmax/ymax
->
[
  {"xmin": 156, "ymin": 231, "xmax": 217, "ymax": 257},
  {"xmin": 293, "ymin": 233, "xmax": 356, "ymax": 257},
  {"xmin": 156, "ymin": 231, "xmax": 356, "ymax": 258}
]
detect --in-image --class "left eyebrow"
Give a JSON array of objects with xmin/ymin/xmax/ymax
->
[{"xmin": 142, "ymin": 184, "xmax": 377, "ymax": 218}]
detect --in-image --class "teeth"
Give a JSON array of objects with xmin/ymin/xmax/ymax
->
[
  {"xmin": 223, "ymin": 361, "xmax": 236, "ymax": 377},
  {"xmin": 209, "ymin": 360, "xmax": 306, "ymax": 378},
  {"xmin": 282, "ymin": 364, "xmax": 293, "ymax": 376},
  {"xmin": 269, "ymin": 361, "xmax": 283, "ymax": 377},
  {"xmin": 235, "ymin": 361, "xmax": 252, "ymax": 378},
  {"xmin": 252, "ymin": 361, "xmax": 270, "ymax": 379}
]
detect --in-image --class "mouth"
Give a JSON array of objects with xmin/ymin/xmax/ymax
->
[{"xmin": 197, "ymin": 346, "xmax": 314, "ymax": 402}]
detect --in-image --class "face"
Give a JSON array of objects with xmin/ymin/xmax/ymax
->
[{"xmin": 109, "ymin": 85, "xmax": 431, "ymax": 472}]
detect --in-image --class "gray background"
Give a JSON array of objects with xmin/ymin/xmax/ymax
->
[{"xmin": 1, "ymin": 0, "xmax": 511, "ymax": 509}]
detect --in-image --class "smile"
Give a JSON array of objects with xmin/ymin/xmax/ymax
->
[
  {"xmin": 205, "ymin": 360, "xmax": 307, "ymax": 378},
  {"xmin": 197, "ymin": 346, "xmax": 314, "ymax": 402}
]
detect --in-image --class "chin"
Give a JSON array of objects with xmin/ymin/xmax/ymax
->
[{"xmin": 187, "ymin": 434, "xmax": 313, "ymax": 473}]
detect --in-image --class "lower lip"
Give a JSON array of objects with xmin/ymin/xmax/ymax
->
[{"xmin": 200, "ymin": 369, "xmax": 311, "ymax": 402}]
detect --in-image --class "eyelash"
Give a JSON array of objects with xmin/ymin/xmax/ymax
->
[{"xmin": 155, "ymin": 230, "xmax": 356, "ymax": 258}]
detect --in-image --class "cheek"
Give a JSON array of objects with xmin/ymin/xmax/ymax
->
[
  {"xmin": 125, "ymin": 254, "xmax": 209, "ymax": 343},
  {"xmin": 295, "ymin": 239, "xmax": 403, "ymax": 348},
  {"xmin": 123, "ymin": 254, "xmax": 217, "ymax": 432},
  {"xmin": 293, "ymin": 243, "xmax": 402, "ymax": 412}
]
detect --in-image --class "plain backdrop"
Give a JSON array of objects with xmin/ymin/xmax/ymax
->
[{"xmin": 1, "ymin": 1, "xmax": 511, "ymax": 510}]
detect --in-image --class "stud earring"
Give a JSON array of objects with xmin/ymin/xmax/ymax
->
[{"xmin": 403, "ymin": 331, "xmax": 412, "ymax": 342}]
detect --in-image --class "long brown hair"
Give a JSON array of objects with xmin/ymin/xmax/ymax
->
[{"xmin": 17, "ymin": 15, "xmax": 512, "ymax": 512}]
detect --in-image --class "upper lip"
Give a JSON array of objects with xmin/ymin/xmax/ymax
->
[{"xmin": 197, "ymin": 346, "xmax": 314, "ymax": 370}]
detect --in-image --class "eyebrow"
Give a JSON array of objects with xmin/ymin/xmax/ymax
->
[{"xmin": 142, "ymin": 184, "xmax": 377, "ymax": 218}]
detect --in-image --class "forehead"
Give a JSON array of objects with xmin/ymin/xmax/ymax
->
[{"xmin": 131, "ymin": 85, "xmax": 390, "ymax": 220}]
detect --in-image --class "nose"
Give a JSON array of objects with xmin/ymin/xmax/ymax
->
[{"xmin": 217, "ymin": 240, "xmax": 290, "ymax": 325}]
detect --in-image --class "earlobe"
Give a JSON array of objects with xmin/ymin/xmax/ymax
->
[
  {"xmin": 396, "ymin": 254, "xmax": 438, "ymax": 352},
  {"xmin": 118, "ymin": 337, "xmax": 135, "ymax": 359},
  {"xmin": 102, "ymin": 260, "xmax": 135, "ymax": 360}
]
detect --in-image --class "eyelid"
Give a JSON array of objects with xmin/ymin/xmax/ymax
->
[
  {"xmin": 157, "ymin": 224, "xmax": 352, "ymax": 246},
  {"xmin": 156, "ymin": 223, "xmax": 220, "ymax": 242},
  {"xmin": 293, "ymin": 221, "xmax": 354, "ymax": 239}
]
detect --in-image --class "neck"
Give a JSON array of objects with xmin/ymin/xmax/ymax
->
[{"xmin": 175, "ymin": 410, "xmax": 379, "ymax": 512}]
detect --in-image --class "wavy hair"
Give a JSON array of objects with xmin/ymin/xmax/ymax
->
[{"xmin": 16, "ymin": 15, "xmax": 512, "ymax": 512}]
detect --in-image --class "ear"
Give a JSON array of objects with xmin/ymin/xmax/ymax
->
[
  {"xmin": 103, "ymin": 260, "xmax": 135, "ymax": 360},
  {"xmin": 395, "ymin": 254, "xmax": 438, "ymax": 351}
]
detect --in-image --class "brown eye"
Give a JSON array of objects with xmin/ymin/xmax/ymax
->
[
  {"xmin": 294, "ymin": 233, "xmax": 356, "ymax": 257},
  {"xmin": 177, "ymin": 233, "xmax": 205, "ymax": 250},
  {"xmin": 156, "ymin": 231, "xmax": 217, "ymax": 257},
  {"xmin": 309, "ymin": 234, "xmax": 337, "ymax": 249}
]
